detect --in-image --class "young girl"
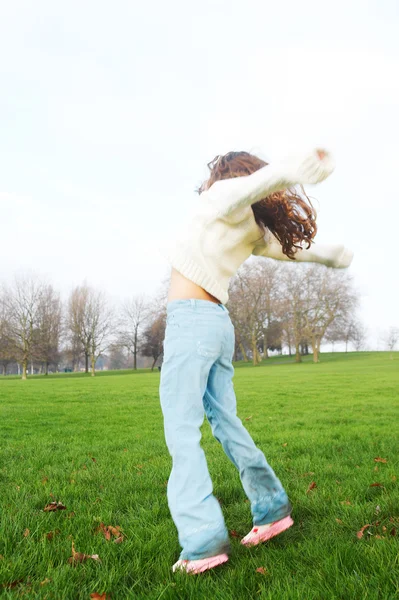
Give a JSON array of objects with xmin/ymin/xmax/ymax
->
[{"xmin": 160, "ymin": 148, "xmax": 353, "ymax": 574}]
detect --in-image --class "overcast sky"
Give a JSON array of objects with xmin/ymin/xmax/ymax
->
[{"xmin": 1, "ymin": 0, "xmax": 398, "ymax": 349}]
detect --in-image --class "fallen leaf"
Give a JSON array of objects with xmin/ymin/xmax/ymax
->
[
  {"xmin": 40, "ymin": 578, "xmax": 51, "ymax": 586},
  {"xmin": 91, "ymin": 457, "xmax": 97, "ymax": 463},
  {"xmin": 341, "ymin": 500, "xmax": 352, "ymax": 506},
  {"xmin": 44, "ymin": 501, "xmax": 67, "ymax": 512},
  {"xmin": 357, "ymin": 524, "xmax": 371, "ymax": 539},
  {"xmin": 370, "ymin": 483, "xmax": 384, "ymax": 488},
  {"xmin": 382, "ymin": 526, "xmax": 387, "ymax": 532},
  {"xmin": 306, "ymin": 481, "xmax": 317, "ymax": 493},
  {"xmin": 375, "ymin": 505, "xmax": 381, "ymax": 514},
  {"xmin": 23, "ymin": 528, "xmax": 30, "ymax": 537},
  {"xmin": 391, "ymin": 528, "xmax": 396, "ymax": 536},
  {"xmin": 375, "ymin": 535, "xmax": 384, "ymax": 539},
  {"xmin": 256, "ymin": 567, "xmax": 268, "ymax": 575},
  {"xmin": 97, "ymin": 523, "xmax": 124, "ymax": 542},
  {"xmin": 90, "ymin": 594, "xmax": 108, "ymax": 600},
  {"xmin": 374, "ymin": 457, "xmax": 387, "ymax": 463},
  {"xmin": 45, "ymin": 529, "xmax": 61, "ymax": 540},
  {"xmin": 245, "ymin": 416, "xmax": 253, "ymax": 421},
  {"xmin": 230, "ymin": 530, "xmax": 240, "ymax": 538},
  {"xmin": 68, "ymin": 541, "xmax": 101, "ymax": 565},
  {"xmin": 335, "ymin": 519, "xmax": 343, "ymax": 525},
  {"xmin": 2, "ymin": 579, "xmax": 25, "ymax": 590}
]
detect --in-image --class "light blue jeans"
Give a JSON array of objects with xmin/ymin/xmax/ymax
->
[{"xmin": 160, "ymin": 299, "xmax": 291, "ymax": 560}]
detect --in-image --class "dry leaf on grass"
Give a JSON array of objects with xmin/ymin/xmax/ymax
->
[
  {"xmin": 335, "ymin": 519, "xmax": 343, "ymax": 525},
  {"xmin": 96, "ymin": 523, "xmax": 125, "ymax": 543},
  {"xmin": 90, "ymin": 594, "xmax": 108, "ymax": 599},
  {"xmin": 45, "ymin": 529, "xmax": 61, "ymax": 540},
  {"xmin": 341, "ymin": 500, "xmax": 352, "ymax": 506},
  {"xmin": 230, "ymin": 530, "xmax": 240, "ymax": 538},
  {"xmin": 68, "ymin": 541, "xmax": 100, "ymax": 565},
  {"xmin": 23, "ymin": 528, "xmax": 30, "ymax": 537},
  {"xmin": 245, "ymin": 415, "xmax": 253, "ymax": 421},
  {"xmin": 370, "ymin": 483, "xmax": 384, "ymax": 488},
  {"xmin": 91, "ymin": 457, "xmax": 97, "ymax": 463},
  {"xmin": 2, "ymin": 579, "xmax": 25, "ymax": 590},
  {"xmin": 44, "ymin": 501, "xmax": 67, "ymax": 512},
  {"xmin": 374, "ymin": 457, "xmax": 387, "ymax": 463},
  {"xmin": 256, "ymin": 567, "xmax": 268, "ymax": 575},
  {"xmin": 40, "ymin": 578, "xmax": 51, "ymax": 586},
  {"xmin": 356, "ymin": 524, "xmax": 371, "ymax": 539},
  {"xmin": 306, "ymin": 481, "xmax": 317, "ymax": 493}
]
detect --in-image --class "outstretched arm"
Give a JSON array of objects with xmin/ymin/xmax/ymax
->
[
  {"xmin": 202, "ymin": 149, "xmax": 335, "ymax": 219},
  {"xmin": 253, "ymin": 232, "xmax": 354, "ymax": 268}
]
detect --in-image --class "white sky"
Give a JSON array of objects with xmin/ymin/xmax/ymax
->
[{"xmin": 1, "ymin": 0, "xmax": 398, "ymax": 349}]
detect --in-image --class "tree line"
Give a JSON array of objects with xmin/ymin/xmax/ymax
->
[{"xmin": 0, "ymin": 261, "xmax": 397, "ymax": 378}]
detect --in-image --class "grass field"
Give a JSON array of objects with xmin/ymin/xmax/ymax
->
[{"xmin": 0, "ymin": 352, "xmax": 398, "ymax": 599}]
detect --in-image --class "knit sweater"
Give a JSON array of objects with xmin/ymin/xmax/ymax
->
[{"xmin": 166, "ymin": 150, "xmax": 352, "ymax": 305}]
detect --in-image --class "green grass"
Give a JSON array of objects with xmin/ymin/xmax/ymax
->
[{"xmin": 0, "ymin": 352, "xmax": 398, "ymax": 599}]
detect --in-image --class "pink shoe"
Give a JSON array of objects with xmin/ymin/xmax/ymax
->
[
  {"xmin": 241, "ymin": 515, "xmax": 294, "ymax": 546},
  {"xmin": 172, "ymin": 553, "xmax": 229, "ymax": 574}
]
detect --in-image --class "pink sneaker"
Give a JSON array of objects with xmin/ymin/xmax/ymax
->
[
  {"xmin": 241, "ymin": 515, "xmax": 294, "ymax": 546},
  {"xmin": 172, "ymin": 553, "xmax": 229, "ymax": 574}
]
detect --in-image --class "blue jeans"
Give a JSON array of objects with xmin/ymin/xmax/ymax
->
[{"xmin": 160, "ymin": 299, "xmax": 291, "ymax": 560}]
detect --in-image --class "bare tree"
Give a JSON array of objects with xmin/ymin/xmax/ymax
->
[
  {"xmin": 0, "ymin": 291, "xmax": 14, "ymax": 375},
  {"xmin": 67, "ymin": 284, "xmax": 114, "ymax": 376},
  {"xmin": 2, "ymin": 275, "xmax": 44, "ymax": 379},
  {"xmin": 141, "ymin": 307, "xmax": 166, "ymax": 370},
  {"xmin": 118, "ymin": 295, "xmax": 149, "ymax": 370},
  {"xmin": 301, "ymin": 266, "xmax": 357, "ymax": 363},
  {"xmin": 33, "ymin": 285, "xmax": 62, "ymax": 374},
  {"xmin": 384, "ymin": 326, "xmax": 399, "ymax": 351},
  {"xmin": 348, "ymin": 320, "xmax": 368, "ymax": 351},
  {"xmin": 280, "ymin": 265, "xmax": 308, "ymax": 363}
]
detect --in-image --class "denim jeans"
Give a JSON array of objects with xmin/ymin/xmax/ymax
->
[{"xmin": 159, "ymin": 299, "xmax": 292, "ymax": 560}]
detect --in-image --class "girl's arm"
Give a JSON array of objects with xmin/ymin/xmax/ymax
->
[
  {"xmin": 202, "ymin": 149, "xmax": 335, "ymax": 219},
  {"xmin": 253, "ymin": 232, "xmax": 354, "ymax": 268}
]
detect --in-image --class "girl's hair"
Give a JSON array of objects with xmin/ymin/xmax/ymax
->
[{"xmin": 198, "ymin": 151, "xmax": 317, "ymax": 259}]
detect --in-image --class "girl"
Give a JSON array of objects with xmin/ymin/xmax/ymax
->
[{"xmin": 160, "ymin": 148, "xmax": 353, "ymax": 574}]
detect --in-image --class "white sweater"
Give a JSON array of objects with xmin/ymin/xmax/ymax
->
[{"xmin": 166, "ymin": 150, "xmax": 353, "ymax": 305}]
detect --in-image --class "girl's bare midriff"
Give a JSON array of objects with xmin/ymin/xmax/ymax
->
[{"xmin": 168, "ymin": 269, "xmax": 221, "ymax": 304}]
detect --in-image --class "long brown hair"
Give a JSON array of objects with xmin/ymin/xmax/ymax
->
[{"xmin": 198, "ymin": 151, "xmax": 317, "ymax": 259}]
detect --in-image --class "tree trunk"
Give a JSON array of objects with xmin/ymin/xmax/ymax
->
[
  {"xmin": 239, "ymin": 342, "xmax": 248, "ymax": 362},
  {"xmin": 91, "ymin": 354, "xmax": 96, "ymax": 376},
  {"xmin": 2, "ymin": 365, "xmax": 6, "ymax": 376},
  {"xmin": 312, "ymin": 338, "xmax": 320, "ymax": 363},
  {"xmin": 22, "ymin": 360, "xmax": 27, "ymax": 380},
  {"xmin": 251, "ymin": 333, "xmax": 260, "ymax": 366},
  {"xmin": 30, "ymin": 362, "xmax": 34, "ymax": 375},
  {"xmin": 85, "ymin": 352, "xmax": 89, "ymax": 373},
  {"xmin": 45, "ymin": 362, "xmax": 49, "ymax": 376},
  {"xmin": 151, "ymin": 357, "xmax": 157, "ymax": 371},
  {"xmin": 134, "ymin": 330, "xmax": 138, "ymax": 370},
  {"xmin": 288, "ymin": 345, "xmax": 292, "ymax": 356},
  {"xmin": 295, "ymin": 342, "xmax": 302, "ymax": 363}
]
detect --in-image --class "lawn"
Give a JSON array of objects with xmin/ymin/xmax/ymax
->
[{"xmin": 0, "ymin": 353, "xmax": 398, "ymax": 599}]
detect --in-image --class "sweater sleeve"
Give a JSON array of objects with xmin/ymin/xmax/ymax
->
[{"xmin": 201, "ymin": 150, "xmax": 335, "ymax": 219}]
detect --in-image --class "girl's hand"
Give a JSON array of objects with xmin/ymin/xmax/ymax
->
[{"xmin": 282, "ymin": 148, "xmax": 335, "ymax": 186}]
